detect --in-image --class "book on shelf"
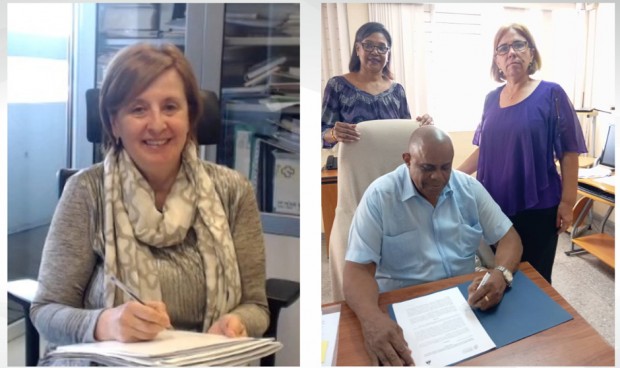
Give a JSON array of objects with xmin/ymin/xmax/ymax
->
[
  {"xmin": 221, "ymin": 84, "xmax": 271, "ymax": 97},
  {"xmin": 280, "ymin": 14, "xmax": 300, "ymax": 37},
  {"xmin": 288, "ymin": 67, "xmax": 300, "ymax": 78},
  {"xmin": 272, "ymin": 151, "xmax": 300, "ymax": 215},
  {"xmin": 272, "ymin": 69, "xmax": 301, "ymax": 81},
  {"xmin": 244, "ymin": 66, "xmax": 281, "ymax": 87},
  {"xmin": 226, "ymin": 12, "xmax": 259, "ymax": 20},
  {"xmin": 273, "ymin": 131, "xmax": 300, "ymax": 154},
  {"xmin": 245, "ymin": 56, "xmax": 287, "ymax": 81},
  {"xmin": 248, "ymin": 135, "xmax": 300, "ymax": 213},
  {"xmin": 102, "ymin": 29, "xmax": 160, "ymax": 38},
  {"xmin": 258, "ymin": 97, "xmax": 299, "ymax": 113},
  {"xmin": 45, "ymin": 329, "xmax": 282, "ymax": 366},
  {"xmin": 223, "ymin": 97, "xmax": 298, "ymax": 116},
  {"xmin": 274, "ymin": 117, "xmax": 300, "ymax": 135},
  {"xmin": 225, "ymin": 17, "xmax": 286, "ymax": 29},
  {"xmin": 233, "ymin": 124, "xmax": 255, "ymax": 179},
  {"xmin": 100, "ymin": 4, "xmax": 158, "ymax": 33}
]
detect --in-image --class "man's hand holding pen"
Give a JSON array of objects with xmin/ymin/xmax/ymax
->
[{"xmin": 467, "ymin": 270, "xmax": 507, "ymax": 311}]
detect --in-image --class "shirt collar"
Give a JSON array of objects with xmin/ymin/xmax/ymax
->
[{"xmin": 398, "ymin": 164, "xmax": 454, "ymax": 202}]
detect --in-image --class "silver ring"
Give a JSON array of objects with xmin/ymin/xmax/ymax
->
[{"xmin": 484, "ymin": 295, "xmax": 490, "ymax": 303}]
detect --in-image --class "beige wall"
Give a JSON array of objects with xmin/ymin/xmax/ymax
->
[
  {"xmin": 320, "ymin": 130, "xmax": 475, "ymax": 169},
  {"xmin": 321, "ymin": 129, "xmax": 614, "ymax": 230},
  {"xmin": 346, "ymin": 4, "xmax": 369, "ymax": 46}
]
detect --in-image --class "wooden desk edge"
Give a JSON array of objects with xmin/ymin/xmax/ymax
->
[
  {"xmin": 324, "ymin": 262, "xmax": 614, "ymax": 366},
  {"xmin": 578, "ymin": 176, "xmax": 616, "ymax": 196},
  {"xmin": 322, "ymin": 168, "xmax": 338, "ymax": 183}
]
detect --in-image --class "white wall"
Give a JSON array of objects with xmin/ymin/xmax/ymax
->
[
  {"xmin": 264, "ymin": 234, "xmax": 300, "ymax": 366},
  {"xmin": 7, "ymin": 104, "xmax": 67, "ymax": 233}
]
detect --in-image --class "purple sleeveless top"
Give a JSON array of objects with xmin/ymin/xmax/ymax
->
[
  {"xmin": 321, "ymin": 75, "xmax": 411, "ymax": 148},
  {"xmin": 473, "ymin": 80, "xmax": 587, "ymax": 216}
]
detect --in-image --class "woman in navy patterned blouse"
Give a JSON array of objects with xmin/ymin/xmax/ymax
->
[{"xmin": 321, "ymin": 22, "xmax": 432, "ymax": 148}]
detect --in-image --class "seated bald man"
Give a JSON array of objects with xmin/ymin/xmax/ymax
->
[{"xmin": 343, "ymin": 126, "xmax": 523, "ymax": 366}]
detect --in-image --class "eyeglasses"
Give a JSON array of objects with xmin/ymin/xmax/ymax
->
[
  {"xmin": 495, "ymin": 40, "xmax": 529, "ymax": 55},
  {"xmin": 360, "ymin": 42, "xmax": 390, "ymax": 54}
]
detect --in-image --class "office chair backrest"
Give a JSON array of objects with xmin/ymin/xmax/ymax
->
[
  {"xmin": 328, "ymin": 119, "xmax": 419, "ymax": 301},
  {"xmin": 85, "ymin": 88, "xmax": 221, "ymax": 145}
]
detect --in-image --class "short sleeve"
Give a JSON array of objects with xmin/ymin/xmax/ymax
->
[
  {"xmin": 469, "ymin": 178, "xmax": 513, "ymax": 245},
  {"xmin": 551, "ymin": 85, "xmax": 588, "ymax": 159},
  {"xmin": 321, "ymin": 78, "xmax": 341, "ymax": 148},
  {"xmin": 395, "ymin": 84, "xmax": 412, "ymax": 119},
  {"xmin": 345, "ymin": 188, "xmax": 383, "ymax": 265},
  {"xmin": 473, "ymin": 91, "xmax": 494, "ymax": 146}
]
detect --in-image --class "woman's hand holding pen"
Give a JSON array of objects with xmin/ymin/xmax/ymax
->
[
  {"xmin": 208, "ymin": 313, "xmax": 248, "ymax": 338},
  {"xmin": 95, "ymin": 301, "xmax": 172, "ymax": 342},
  {"xmin": 467, "ymin": 271, "xmax": 506, "ymax": 311}
]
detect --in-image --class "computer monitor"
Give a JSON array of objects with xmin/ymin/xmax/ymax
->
[{"xmin": 598, "ymin": 124, "xmax": 615, "ymax": 169}]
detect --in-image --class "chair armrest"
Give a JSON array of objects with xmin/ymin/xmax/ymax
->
[
  {"xmin": 8, "ymin": 279, "xmax": 40, "ymax": 366},
  {"xmin": 7, "ymin": 279, "xmax": 38, "ymax": 308},
  {"xmin": 266, "ymin": 278, "xmax": 300, "ymax": 310},
  {"xmin": 264, "ymin": 278, "xmax": 299, "ymax": 338},
  {"xmin": 261, "ymin": 278, "xmax": 299, "ymax": 366}
]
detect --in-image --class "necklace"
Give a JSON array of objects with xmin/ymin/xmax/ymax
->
[
  {"xmin": 506, "ymin": 89, "xmax": 519, "ymax": 100},
  {"xmin": 505, "ymin": 79, "xmax": 532, "ymax": 101}
]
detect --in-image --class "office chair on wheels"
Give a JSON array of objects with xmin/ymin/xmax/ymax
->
[{"xmin": 8, "ymin": 88, "xmax": 300, "ymax": 366}]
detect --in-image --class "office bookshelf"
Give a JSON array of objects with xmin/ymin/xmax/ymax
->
[
  {"xmin": 90, "ymin": 3, "xmax": 300, "ymax": 236},
  {"xmin": 216, "ymin": 3, "xmax": 300, "ymax": 228},
  {"xmin": 95, "ymin": 3, "xmax": 187, "ymax": 88}
]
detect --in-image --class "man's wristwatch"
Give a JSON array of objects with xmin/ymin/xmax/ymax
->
[{"xmin": 495, "ymin": 266, "xmax": 513, "ymax": 288}]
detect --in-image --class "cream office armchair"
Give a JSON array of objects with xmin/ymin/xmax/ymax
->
[{"xmin": 328, "ymin": 119, "xmax": 419, "ymax": 301}]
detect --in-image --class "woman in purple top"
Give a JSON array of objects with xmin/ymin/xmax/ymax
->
[
  {"xmin": 459, "ymin": 23, "xmax": 586, "ymax": 283},
  {"xmin": 321, "ymin": 22, "xmax": 432, "ymax": 148}
]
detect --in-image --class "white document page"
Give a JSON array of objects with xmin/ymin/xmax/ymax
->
[
  {"xmin": 593, "ymin": 174, "xmax": 616, "ymax": 187},
  {"xmin": 55, "ymin": 329, "xmax": 251, "ymax": 357},
  {"xmin": 321, "ymin": 311, "xmax": 340, "ymax": 366},
  {"xmin": 578, "ymin": 165, "xmax": 612, "ymax": 178},
  {"xmin": 392, "ymin": 287, "xmax": 495, "ymax": 366}
]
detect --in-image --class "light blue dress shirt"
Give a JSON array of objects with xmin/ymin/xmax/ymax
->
[{"xmin": 346, "ymin": 164, "xmax": 512, "ymax": 293}]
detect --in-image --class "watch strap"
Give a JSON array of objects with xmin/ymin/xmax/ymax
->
[{"xmin": 495, "ymin": 265, "xmax": 513, "ymax": 287}]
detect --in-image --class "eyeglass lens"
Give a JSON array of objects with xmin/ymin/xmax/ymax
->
[
  {"xmin": 496, "ymin": 41, "xmax": 528, "ymax": 55},
  {"xmin": 361, "ymin": 42, "xmax": 389, "ymax": 54}
]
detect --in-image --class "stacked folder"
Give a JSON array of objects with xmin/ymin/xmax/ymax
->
[{"xmin": 46, "ymin": 330, "xmax": 282, "ymax": 366}]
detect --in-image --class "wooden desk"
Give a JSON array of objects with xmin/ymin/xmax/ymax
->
[
  {"xmin": 322, "ymin": 169, "xmax": 338, "ymax": 254},
  {"xmin": 566, "ymin": 176, "xmax": 615, "ymax": 268},
  {"xmin": 325, "ymin": 262, "xmax": 614, "ymax": 366}
]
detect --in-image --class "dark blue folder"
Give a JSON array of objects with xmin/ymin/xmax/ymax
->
[{"xmin": 388, "ymin": 271, "xmax": 573, "ymax": 349}]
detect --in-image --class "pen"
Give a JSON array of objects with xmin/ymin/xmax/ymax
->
[
  {"xmin": 110, "ymin": 275, "xmax": 145, "ymax": 304},
  {"xmin": 110, "ymin": 275, "xmax": 173, "ymax": 330},
  {"xmin": 476, "ymin": 272, "xmax": 491, "ymax": 291}
]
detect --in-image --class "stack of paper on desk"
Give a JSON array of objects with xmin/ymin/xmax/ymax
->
[
  {"xmin": 47, "ymin": 330, "xmax": 282, "ymax": 366},
  {"xmin": 390, "ymin": 287, "xmax": 495, "ymax": 366},
  {"xmin": 578, "ymin": 165, "xmax": 612, "ymax": 178},
  {"xmin": 388, "ymin": 272, "xmax": 573, "ymax": 366}
]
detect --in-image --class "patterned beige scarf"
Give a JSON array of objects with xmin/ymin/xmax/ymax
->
[{"xmin": 102, "ymin": 141, "xmax": 241, "ymax": 331}]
